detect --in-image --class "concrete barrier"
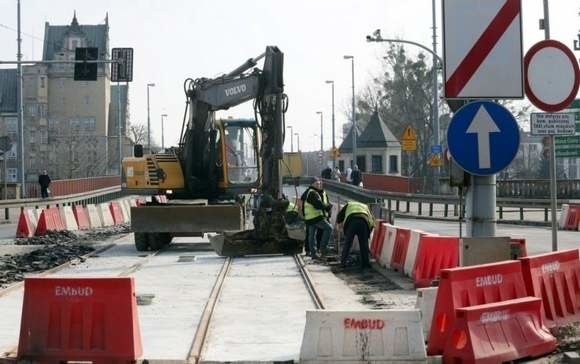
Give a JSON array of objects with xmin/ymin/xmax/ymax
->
[
  {"xmin": 378, "ymin": 224, "xmax": 396, "ymax": 268},
  {"xmin": 120, "ymin": 199, "xmax": 131, "ymax": 223},
  {"xmin": 403, "ymin": 229, "xmax": 428, "ymax": 277},
  {"xmin": 415, "ymin": 287, "xmax": 438, "ymax": 338},
  {"xmin": 300, "ymin": 309, "xmax": 426, "ymax": 363},
  {"xmin": 98, "ymin": 203, "xmax": 115, "ymax": 226},
  {"xmin": 60, "ymin": 206, "xmax": 79, "ymax": 231},
  {"xmin": 86, "ymin": 204, "xmax": 102, "ymax": 229}
]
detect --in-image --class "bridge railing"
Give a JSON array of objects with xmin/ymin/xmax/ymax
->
[{"xmin": 285, "ymin": 176, "xmax": 570, "ymax": 225}]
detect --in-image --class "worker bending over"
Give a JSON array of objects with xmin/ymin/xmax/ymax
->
[{"xmin": 336, "ymin": 201, "xmax": 375, "ymax": 269}]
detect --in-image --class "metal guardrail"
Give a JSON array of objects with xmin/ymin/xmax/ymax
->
[
  {"xmin": 284, "ymin": 176, "xmax": 562, "ymax": 224},
  {"xmin": 0, "ymin": 185, "xmax": 122, "ymax": 222}
]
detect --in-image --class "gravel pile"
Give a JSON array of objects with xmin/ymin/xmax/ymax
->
[{"xmin": 15, "ymin": 224, "xmax": 131, "ymax": 245}]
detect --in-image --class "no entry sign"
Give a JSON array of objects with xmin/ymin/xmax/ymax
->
[{"xmin": 524, "ymin": 40, "xmax": 580, "ymax": 112}]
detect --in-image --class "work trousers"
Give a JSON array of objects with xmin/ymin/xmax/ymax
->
[{"xmin": 341, "ymin": 216, "xmax": 371, "ymax": 267}]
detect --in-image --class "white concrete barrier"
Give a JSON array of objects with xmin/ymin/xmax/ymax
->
[
  {"xmin": 415, "ymin": 287, "xmax": 438, "ymax": 339},
  {"xmin": 378, "ymin": 224, "xmax": 397, "ymax": 268},
  {"xmin": 98, "ymin": 203, "xmax": 115, "ymax": 226},
  {"xmin": 32, "ymin": 208, "xmax": 42, "ymax": 224},
  {"xmin": 559, "ymin": 204, "xmax": 569, "ymax": 229},
  {"xmin": 86, "ymin": 204, "xmax": 102, "ymax": 229},
  {"xmin": 59, "ymin": 206, "xmax": 79, "ymax": 231},
  {"xmin": 120, "ymin": 199, "xmax": 131, "ymax": 223},
  {"xmin": 300, "ymin": 309, "xmax": 426, "ymax": 363},
  {"xmin": 26, "ymin": 208, "xmax": 38, "ymax": 231},
  {"xmin": 403, "ymin": 230, "xmax": 428, "ymax": 277}
]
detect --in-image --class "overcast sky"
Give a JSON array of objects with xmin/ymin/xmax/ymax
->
[{"xmin": 0, "ymin": 0, "xmax": 578, "ymax": 152}]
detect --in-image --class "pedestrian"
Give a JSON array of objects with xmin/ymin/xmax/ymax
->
[
  {"xmin": 345, "ymin": 167, "xmax": 352, "ymax": 184},
  {"xmin": 336, "ymin": 200, "xmax": 375, "ymax": 269},
  {"xmin": 351, "ymin": 164, "xmax": 362, "ymax": 186},
  {"xmin": 301, "ymin": 177, "xmax": 333, "ymax": 258},
  {"xmin": 333, "ymin": 167, "xmax": 342, "ymax": 182},
  {"xmin": 321, "ymin": 166, "xmax": 332, "ymax": 179},
  {"xmin": 38, "ymin": 170, "xmax": 51, "ymax": 199}
]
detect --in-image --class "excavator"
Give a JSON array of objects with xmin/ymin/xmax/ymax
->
[{"xmin": 122, "ymin": 46, "xmax": 304, "ymax": 256}]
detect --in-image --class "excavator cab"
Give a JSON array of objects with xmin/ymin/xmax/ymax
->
[{"xmin": 216, "ymin": 119, "xmax": 260, "ymax": 194}]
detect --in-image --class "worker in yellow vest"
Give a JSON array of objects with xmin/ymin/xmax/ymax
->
[
  {"xmin": 336, "ymin": 201, "xmax": 375, "ymax": 269},
  {"xmin": 301, "ymin": 177, "xmax": 333, "ymax": 258}
]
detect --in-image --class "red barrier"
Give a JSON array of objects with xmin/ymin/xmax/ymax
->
[
  {"xmin": 35, "ymin": 209, "xmax": 62, "ymax": 236},
  {"xmin": 369, "ymin": 220, "xmax": 385, "ymax": 260},
  {"xmin": 427, "ymin": 260, "xmax": 528, "ymax": 356},
  {"xmin": 109, "ymin": 202, "xmax": 124, "ymax": 225},
  {"xmin": 73, "ymin": 205, "xmax": 90, "ymax": 230},
  {"xmin": 564, "ymin": 204, "xmax": 580, "ymax": 230},
  {"xmin": 443, "ymin": 297, "xmax": 556, "ymax": 363},
  {"xmin": 16, "ymin": 208, "xmax": 34, "ymax": 238},
  {"xmin": 18, "ymin": 277, "xmax": 142, "ymax": 363},
  {"xmin": 520, "ymin": 249, "xmax": 580, "ymax": 328},
  {"xmin": 390, "ymin": 227, "xmax": 411, "ymax": 271},
  {"xmin": 510, "ymin": 237, "xmax": 527, "ymax": 259},
  {"xmin": 412, "ymin": 236, "xmax": 459, "ymax": 288}
]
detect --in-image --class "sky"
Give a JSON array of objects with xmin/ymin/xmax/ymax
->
[{"xmin": 0, "ymin": 0, "xmax": 578, "ymax": 152}]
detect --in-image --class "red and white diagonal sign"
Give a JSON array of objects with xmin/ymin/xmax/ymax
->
[{"xmin": 443, "ymin": 0, "xmax": 523, "ymax": 99}]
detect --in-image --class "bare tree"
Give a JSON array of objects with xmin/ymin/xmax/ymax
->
[{"xmin": 127, "ymin": 122, "xmax": 147, "ymax": 144}]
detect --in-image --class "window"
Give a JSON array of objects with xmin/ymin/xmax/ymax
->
[
  {"xmin": 39, "ymin": 104, "xmax": 48, "ymax": 118},
  {"xmin": 6, "ymin": 147, "xmax": 16, "ymax": 159},
  {"xmin": 7, "ymin": 168, "xmax": 17, "ymax": 182},
  {"xmin": 6, "ymin": 118, "xmax": 17, "ymax": 132},
  {"xmin": 40, "ymin": 130, "xmax": 48, "ymax": 144},
  {"xmin": 26, "ymin": 103, "xmax": 37, "ymax": 117},
  {"xmin": 29, "ymin": 130, "xmax": 36, "ymax": 144},
  {"xmin": 84, "ymin": 96, "xmax": 90, "ymax": 105},
  {"xmin": 389, "ymin": 155, "xmax": 399, "ymax": 174},
  {"xmin": 371, "ymin": 155, "xmax": 383, "ymax": 173},
  {"xmin": 40, "ymin": 77, "xmax": 45, "ymax": 88}
]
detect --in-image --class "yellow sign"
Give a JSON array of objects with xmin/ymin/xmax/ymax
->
[
  {"xmin": 401, "ymin": 125, "xmax": 417, "ymax": 152},
  {"xmin": 329, "ymin": 147, "xmax": 340, "ymax": 158},
  {"xmin": 401, "ymin": 126, "xmax": 417, "ymax": 141},
  {"xmin": 429, "ymin": 154, "xmax": 443, "ymax": 167}
]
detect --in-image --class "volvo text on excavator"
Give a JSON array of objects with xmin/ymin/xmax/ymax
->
[{"xmin": 122, "ymin": 46, "xmax": 304, "ymax": 256}]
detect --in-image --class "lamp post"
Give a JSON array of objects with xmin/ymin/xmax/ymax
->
[
  {"xmin": 294, "ymin": 132, "xmax": 300, "ymax": 152},
  {"xmin": 325, "ymin": 80, "xmax": 336, "ymax": 169},
  {"xmin": 286, "ymin": 125, "xmax": 293, "ymax": 152},
  {"xmin": 161, "ymin": 114, "xmax": 168, "ymax": 150},
  {"xmin": 367, "ymin": 27, "xmax": 443, "ymax": 190},
  {"xmin": 316, "ymin": 111, "xmax": 323, "ymax": 151},
  {"xmin": 343, "ymin": 55, "xmax": 356, "ymax": 168},
  {"xmin": 146, "ymin": 83, "xmax": 155, "ymax": 153}
]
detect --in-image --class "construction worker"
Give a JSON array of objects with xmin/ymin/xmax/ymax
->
[
  {"xmin": 301, "ymin": 177, "xmax": 333, "ymax": 258},
  {"xmin": 336, "ymin": 200, "xmax": 375, "ymax": 269}
]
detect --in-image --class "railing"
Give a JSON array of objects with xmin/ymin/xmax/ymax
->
[
  {"xmin": 23, "ymin": 176, "xmax": 121, "ymax": 199},
  {"xmin": 284, "ymin": 176, "xmax": 563, "ymax": 225}
]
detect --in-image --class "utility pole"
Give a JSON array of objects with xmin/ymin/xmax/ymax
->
[
  {"xmin": 432, "ymin": 0, "xmax": 440, "ymax": 193},
  {"xmin": 325, "ymin": 80, "xmax": 336, "ymax": 169},
  {"xmin": 16, "ymin": 0, "xmax": 25, "ymax": 197}
]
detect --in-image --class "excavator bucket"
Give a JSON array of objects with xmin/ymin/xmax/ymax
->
[{"xmin": 210, "ymin": 230, "xmax": 304, "ymax": 257}]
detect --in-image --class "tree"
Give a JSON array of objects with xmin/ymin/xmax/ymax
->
[
  {"xmin": 127, "ymin": 121, "xmax": 147, "ymax": 144},
  {"xmin": 355, "ymin": 44, "xmax": 437, "ymax": 187}
]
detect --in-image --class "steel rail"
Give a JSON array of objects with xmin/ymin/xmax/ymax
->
[
  {"xmin": 187, "ymin": 257, "xmax": 232, "ymax": 364},
  {"xmin": 294, "ymin": 254, "xmax": 325, "ymax": 310}
]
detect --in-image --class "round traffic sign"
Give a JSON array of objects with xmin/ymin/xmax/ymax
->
[
  {"xmin": 447, "ymin": 101, "xmax": 520, "ymax": 176},
  {"xmin": 524, "ymin": 40, "xmax": 580, "ymax": 112}
]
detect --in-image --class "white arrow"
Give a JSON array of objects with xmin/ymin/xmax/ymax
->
[{"xmin": 466, "ymin": 105, "xmax": 500, "ymax": 169}]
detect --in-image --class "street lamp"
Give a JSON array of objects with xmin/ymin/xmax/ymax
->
[
  {"xmin": 343, "ymin": 55, "xmax": 356, "ymax": 168},
  {"xmin": 367, "ymin": 27, "xmax": 442, "ymax": 190},
  {"xmin": 161, "ymin": 114, "xmax": 168, "ymax": 150},
  {"xmin": 325, "ymin": 80, "xmax": 336, "ymax": 169},
  {"xmin": 294, "ymin": 132, "xmax": 300, "ymax": 152},
  {"xmin": 316, "ymin": 111, "xmax": 323, "ymax": 151},
  {"xmin": 146, "ymin": 83, "xmax": 155, "ymax": 153},
  {"xmin": 286, "ymin": 125, "xmax": 294, "ymax": 152}
]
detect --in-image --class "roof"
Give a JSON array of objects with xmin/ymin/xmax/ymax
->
[
  {"xmin": 0, "ymin": 69, "xmax": 17, "ymax": 113},
  {"xmin": 42, "ymin": 15, "xmax": 108, "ymax": 62},
  {"xmin": 339, "ymin": 110, "xmax": 401, "ymax": 152}
]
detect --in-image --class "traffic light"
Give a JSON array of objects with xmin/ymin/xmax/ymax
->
[{"xmin": 74, "ymin": 47, "xmax": 98, "ymax": 81}]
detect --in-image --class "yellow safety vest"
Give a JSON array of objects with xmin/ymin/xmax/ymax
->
[
  {"xmin": 344, "ymin": 201, "xmax": 375, "ymax": 230},
  {"xmin": 304, "ymin": 189, "xmax": 329, "ymax": 221}
]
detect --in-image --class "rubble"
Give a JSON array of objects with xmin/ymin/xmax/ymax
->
[{"xmin": 0, "ymin": 224, "xmax": 132, "ymax": 289}]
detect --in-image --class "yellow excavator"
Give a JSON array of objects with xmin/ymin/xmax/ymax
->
[{"xmin": 122, "ymin": 46, "xmax": 304, "ymax": 255}]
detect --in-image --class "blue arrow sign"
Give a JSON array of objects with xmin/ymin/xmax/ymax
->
[{"xmin": 447, "ymin": 101, "xmax": 520, "ymax": 175}]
